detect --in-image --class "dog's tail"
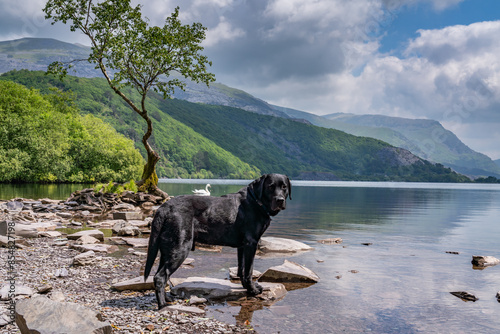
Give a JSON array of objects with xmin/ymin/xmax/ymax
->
[{"xmin": 144, "ymin": 212, "xmax": 163, "ymax": 281}]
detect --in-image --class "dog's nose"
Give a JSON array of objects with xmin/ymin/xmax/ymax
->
[{"xmin": 276, "ymin": 197, "xmax": 286, "ymax": 209}]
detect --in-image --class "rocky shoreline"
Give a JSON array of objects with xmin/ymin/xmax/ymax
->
[
  {"xmin": 0, "ymin": 190, "xmax": 318, "ymax": 333},
  {"xmin": 0, "ymin": 191, "xmax": 258, "ymax": 333}
]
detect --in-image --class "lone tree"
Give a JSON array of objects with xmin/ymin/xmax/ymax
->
[{"xmin": 43, "ymin": 0, "xmax": 215, "ymax": 197}]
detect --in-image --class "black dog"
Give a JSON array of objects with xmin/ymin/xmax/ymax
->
[{"xmin": 144, "ymin": 174, "xmax": 291, "ymax": 309}]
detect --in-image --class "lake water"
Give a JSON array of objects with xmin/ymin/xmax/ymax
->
[{"xmin": 2, "ymin": 180, "xmax": 500, "ymax": 333}]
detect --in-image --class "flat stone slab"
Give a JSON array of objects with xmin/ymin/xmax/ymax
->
[
  {"xmin": 258, "ymin": 237, "xmax": 313, "ymax": 253},
  {"xmin": 171, "ymin": 277, "xmax": 286, "ymax": 301},
  {"xmin": 38, "ymin": 231, "xmax": 63, "ymax": 238},
  {"xmin": 70, "ymin": 244, "xmax": 118, "ymax": 253},
  {"xmin": 159, "ymin": 304, "xmax": 205, "ymax": 315},
  {"xmin": 260, "ymin": 260, "xmax": 320, "ymax": 283},
  {"xmin": 0, "ymin": 284, "xmax": 33, "ymax": 301},
  {"xmin": 67, "ymin": 229, "xmax": 104, "ymax": 242},
  {"xmin": 112, "ymin": 276, "xmax": 155, "ymax": 291},
  {"xmin": 15, "ymin": 295, "xmax": 112, "ymax": 334},
  {"xmin": 120, "ymin": 237, "xmax": 149, "ymax": 248}
]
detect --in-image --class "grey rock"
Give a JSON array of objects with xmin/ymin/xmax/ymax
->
[
  {"xmin": 15, "ymin": 295, "xmax": 112, "ymax": 334},
  {"xmin": 6, "ymin": 201, "xmax": 23, "ymax": 211},
  {"xmin": 0, "ymin": 221, "xmax": 37, "ymax": 238},
  {"xmin": 54, "ymin": 268, "xmax": 70, "ymax": 278},
  {"xmin": 318, "ymin": 238, "xmax": 343, "ymax": 244},
  {"xmin": 56, "ymin": 212, "xmax": 73, "ymax": 219},
  {"xmin": 259, "ymin": 260, "xmax": 320, "ymax": 283},
  {"xmin": 171, "ymin": 277, "xmax": 286, "ymax": 301},
  {"xmin": 112, "ymin": 276, "xmax": 155, "ymax": 291},
  {"xmin": 159, "ymin": 304, "xmax": 205, "ymax": 315},
  {"xmin": 72, "ymin": 251, "xmax": 96, "ymax": 266},
  {"xmin": 38, "ymin": 231, "xmax": 62, "ymax": 238},
  {"xmin": 71, "ymin": 243, "xmax": 118, "ymax": 254},
  {"xmin": 0, "ymin": 235, "xmax": 24, "ymax": 248},
  {"xmin": 0, "ymin": 284, "xmax": 34, "ymax": 301},
  {"xmin": 120, "ymin": 237, "xmax": 149, "ymax": 248},
  {"xmin": 258, "ymin": 237, "xmax": 313, "ymax": 254},
  {"xmin": 112, "ymin": 221, "xmax": 140, "ymax": 236},
  {"xmin": 112, "ymin": 211, "xmax": 142, "ymax": 220},
  {"xmin": 67, "ymin": 229, "xmax": 104, "ymax": 242},
  {"xmin": 188, "ymin": 295, "xmax": 207, "ymax": 305},
  {"xmin": 229, "ymin": 267, "xmax": 261, "ymax": 280},
  {"xmin": 471, "ymin": 255, "xmax": 500, "ymax": 268},
  {"xmin": 37, "ymin": 284, "xmax": 53, "ymax": 294},
  {"xmin": 75, "ymin": 235, "xmax": 100, "ymax": 245},
  {"xmin": 50, "ymin": 290, "xmax": 66, "ymax": 302}
]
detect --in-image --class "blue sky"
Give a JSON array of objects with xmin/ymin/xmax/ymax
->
[{"xmin": 1, "ymin": 0, "xmax": 500, "ymax": 160}]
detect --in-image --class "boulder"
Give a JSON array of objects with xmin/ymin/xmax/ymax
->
[
  {"xmin": 112, "ymin": 276, "xmax": 155, "ymax": 291},
  {"xmin": 15, "ymin": 295, "xmax": 112, "ymax": 334},
  {"xmin": 258, "ymin": 237, "xmax": 313, "ymax": 254},
  {"xmin": 0, "ymin": 284, "xmax": 33, "ymax": 301},
  {"xmin": 171, "ymin": 277, "xmax": 286, "ymax": 301},
  {"xmin": 67, "ymin": 229, "xmax": 104, "ymax": 242},
  {"xmin": 112, "ymin": 221, "xmax": 140, "ymax": 236},
  {"xmin": 259, "ymin": 260, "xmax": 320, "ymax": 283},
  {"xmin": 72, "ymin": 251, "xmax": 96, "ymax": 266},
  {"xmin": 471, "ymin": 255, "xmax": 500, "ymax": 268}
]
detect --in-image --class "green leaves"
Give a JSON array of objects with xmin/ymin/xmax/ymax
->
[{"xmin": 0, "ymin": 80, "xmax": 143, "ymax": 183}]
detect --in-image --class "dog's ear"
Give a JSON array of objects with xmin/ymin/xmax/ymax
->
[
  {"xmin": 285, "ymin": 175, "xmax": 292, "ymax": 200},
  {"xmin": 250, "ymin": 174, "xmax": 268, "ymax": 200}
]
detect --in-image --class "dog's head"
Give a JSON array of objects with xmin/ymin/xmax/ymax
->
[{"xmin": 249, "ymin": 174, "xmax": 291, "ymax": 216}]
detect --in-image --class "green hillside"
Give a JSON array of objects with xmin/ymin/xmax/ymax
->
[
  {"xmin": 0, "ymin": 70, "xmax": 259, "ymax": 179},
  {"xmin": 1, "ymin": 70, "xmax": 470, "ymax": 182}
]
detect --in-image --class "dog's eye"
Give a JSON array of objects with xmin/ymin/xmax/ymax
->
[{"xmin": 282, "ymin": 184, "xmax": 287, "ymax": 190}]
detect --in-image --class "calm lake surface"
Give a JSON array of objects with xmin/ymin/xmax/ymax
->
[{"xmin": 2, "ymin": 180, "xmax": 500, "ymax": 333}]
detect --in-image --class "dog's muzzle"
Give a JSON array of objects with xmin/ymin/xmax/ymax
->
[{"xmin": 273, "ymin": 196, "xmax": 286, "ymax": 211}]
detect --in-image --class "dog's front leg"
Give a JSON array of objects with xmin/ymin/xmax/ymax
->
[{"xmin": 240, "ymin": 244, "xmax": 263, "ymax": 296}]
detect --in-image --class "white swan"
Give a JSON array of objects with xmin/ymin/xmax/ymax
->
[{"xmin": 192, "ymin": 184, "xmax": 211, "ymax": 196}]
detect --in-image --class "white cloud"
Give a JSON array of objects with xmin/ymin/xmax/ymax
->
[{"xmin": 203, "ymin": 17, "xmax": 245, "ymax": 47}]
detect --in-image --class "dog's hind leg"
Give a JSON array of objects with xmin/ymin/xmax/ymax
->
[
  {"xmin": 153, "ymin": 228, "xmax": 193, "ymax": 309},
  {"xmin": 153, "ymin": 255, "xmax": 173, "ymax": 309}
]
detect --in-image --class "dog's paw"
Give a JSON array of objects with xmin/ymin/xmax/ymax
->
[{"xmin": 247, "ymin": 283, "xmax": 263, "ymax": 296}]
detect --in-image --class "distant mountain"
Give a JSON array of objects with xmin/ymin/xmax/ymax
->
[
  {"xmin": 0, "ymin": 38, "xmax": 99, "ymax": 77},
  {"xmin": 274, "ymin": 106, "xmax": 500, "ymax": 178},
  {"xmin": 495, "ymin": 159, "xmax": 500, "ymax": 168},
  {"xmin": 0, "ymin": 37, "xmax": 494, "ymax": 178}
]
